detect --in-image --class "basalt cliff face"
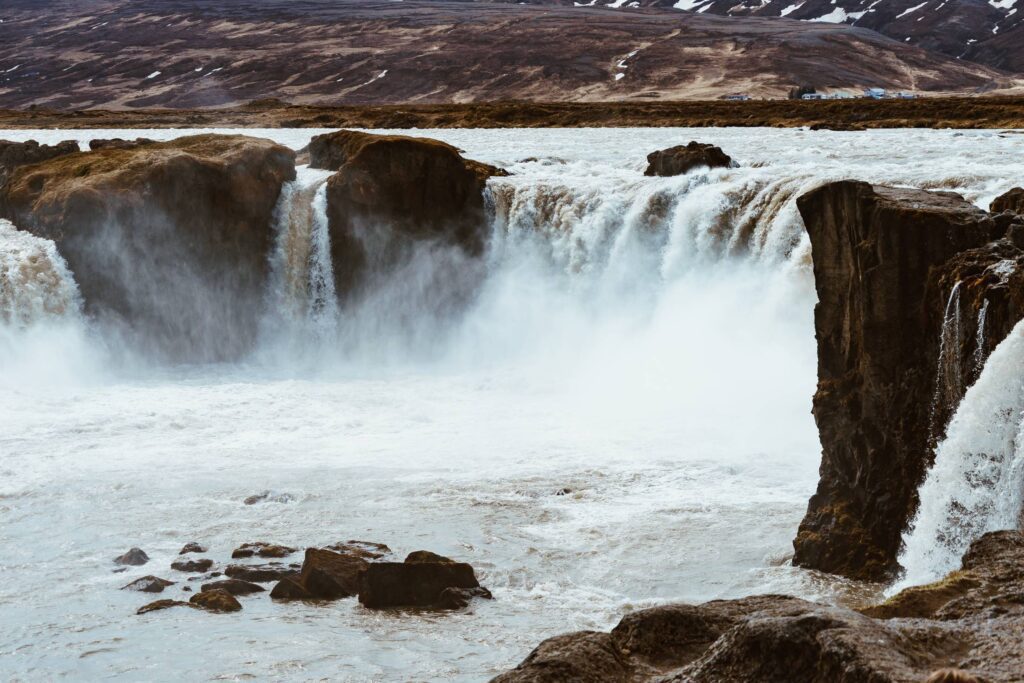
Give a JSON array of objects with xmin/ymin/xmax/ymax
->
[
  {"xmin": 493, "ymin": 530, "xmax": 1024, "ymax": 682},
  {"xmin": 792, "ymin": 181, "xmax": 1024, "ymax": 581},
  {"xmin": 0, "ymin": 135, "xmax": 296, "ymax": 360}
]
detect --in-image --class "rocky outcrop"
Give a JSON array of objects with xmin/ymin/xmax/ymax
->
[
  {"xmin": 990, "ymin": 187, "xmax": 1024, "ymax": 215},
  {"xmin": 791, "ymin": 181, "xmax": 1016, "ymax": 581},
  {"xmin": 171, "ymin": 558, "xmax": 213, "ymax": 573},
  {"xmin": 0, "ymin": 139, "xmax": 79, "ymax": 188},
  {"xmin": 189, "ymin": 588, "xmax": 242, "ymax": 613},
  {"xmin": 0, "ymin": 135, "xmax": 295, "ymax": 361},
  {"xmin": 308, "ymin": 130, "xmax": 504, "ymax": 298},
  {"xmin": 121, "ymin": 576, "xmax": 174, "ymax": 593},
  {"xmin": 114, "ymin": 548, "xmax": 149, "ymax": 566},
  {"xmin": 643, "ymin": 142, "xmax": 734, "ymax": 177},
  {"xmin": 179, "ymin": 542, "xmax": 206, "ymax": 555},
  {"xmin": 224, "ymin": 563, "xmax": 299, "ymax": 583},
  {"xmin": 231, "ymin": 542, "xmax": 295, "ymax": 559},
  {"xmin": 493, "ymin": 531, "xmax": 1024, "ymax": 683},
  {"xmin": 137, "ymin": 599, "xmax": 190, "ymax": 615},
  {"xmin": 357, "ymin": 551, "xmax": 490, "ymax": 609},
  {"xmin": 199, "ymin": 579, "xmax": 265, "ymax": 596}
]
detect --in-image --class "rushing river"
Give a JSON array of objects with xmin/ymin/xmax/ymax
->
[{"xmin": 2, "ymin": 127, "xmax": 1023, "ymax": 681}]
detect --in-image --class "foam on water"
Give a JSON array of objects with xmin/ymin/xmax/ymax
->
[
  {"xmin": 2, "ymin": 127, "xmax": 1024, "ymax": 681},
  {"xmin": 897, "ymin": 320, "xmax": 1024, "ymax": 589}
]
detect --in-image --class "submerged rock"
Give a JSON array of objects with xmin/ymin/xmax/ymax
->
[
  {"xmin": 179, "ymin": 542, "xmax": 206, "ymax": 555},
  {"xmin": 231, "ymin": 542, "xmax": 295, "ymax": 559},
  {"xmin": 114, "ymin": 548, "xmax": 149, "ymax": 566},
  {"xmin": 792, "ymin": 181, "xmax": 1007, "ymax": 581},
  {"xmin": 243, "ymin": 490, "xmax": 295, "ymax": 505},
  {"xmin": 357, "ymin": 551, "xmax": 489, "ymax": 609},
  {"xmin": 199, "ymin": 579, "xmax": 266, "ymax": 596},
  {"xmin": 171, "ymin": 558, "xmax": 214, "ymax": 573},
  {"xmin": 189, "ymin": 588, "xmax": 242, "ymax": 613},
  {"xmin": 0, "ymin": 135, "xmax": 296, "ymax": 362},
  {"xmin": 324, "ymin": 540, "xmax": 392, "ymax": 560},
  {"xmin": 493, "ymin": 532, "xmax": 1024, "ymax": 683},
  {"xmin": 224, "ymin": 563, "xmax": 299, "ymax": 583},
  {"xmin": 137, "ymin": 599, "xmax": 191, "ymax": 615},
  {"xmin": 308, "ymin": 129, "xmax": 505, "ymax": 297},
  {"xmin": 643, "ymin": 141, "xmax": 733, "ymax": 177},
  {"xmin": 121, "ymin": 576, "xmax": 174, "ymax": 593}
]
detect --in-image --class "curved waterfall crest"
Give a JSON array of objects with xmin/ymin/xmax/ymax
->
[{"xmin": 897, "ymin": 318, "xmax": 1024, "ymax": 589}]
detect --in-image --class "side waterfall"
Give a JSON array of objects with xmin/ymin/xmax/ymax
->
[
  {"xmin": 897, "ymin": 318, "xmax": 1024, "ymax": 588},
  {"xmin": 928, "ymin": 282, "xmax": 965, "ymax": 441},
  {"xmin": 262, "ymin": 167, "xmax": 339, "ymax": 346},
  {"xmin": 0, "ymin": 218, "xmax": 81, "ymax": 326}
]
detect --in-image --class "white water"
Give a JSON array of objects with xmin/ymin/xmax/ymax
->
[
  {"xmin": 2, "ymin": 127, "xmax": 1024, "ymax": 681},
  {"xmin": 898, "ymin": 319, "xmax": 1024, "ymax": 588}
]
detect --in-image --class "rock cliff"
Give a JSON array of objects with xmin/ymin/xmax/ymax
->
[
  {"xmin": 792, "ymin": 181, "xmax": 1024, "ymax": 580},
  {"xmin": 0, "ymin": 135, "xmax": 295, "ymax": 360}
]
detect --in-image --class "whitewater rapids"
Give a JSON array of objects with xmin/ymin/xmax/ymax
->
[{"xmin": 2, "ymin": 127, "xmax": 1023, "ymax": 681}]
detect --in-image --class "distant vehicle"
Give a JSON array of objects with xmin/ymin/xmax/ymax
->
[
  {"xmin": 723, "ymin": 94, "xmax": 751, "ymax": 101},
  {"xmin": 896, "ymin": 92, "xmax": 918, "ymax": 99},
  {"xmin": 864, "ymin": 87, "xmax": 887, "ymax": 99},
  {"xmin": 828, "ymin": 92, "xmax": 856, "ymax": 99},
  {"xmin": 801, "ymin": 93, "xmax": 826, "ymax": 100}
]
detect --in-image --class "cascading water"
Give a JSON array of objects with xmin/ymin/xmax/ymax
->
[
  {"xmin": 929, "ymin": 282, "xmax": 965, "ymax": 441},
  {"xmin": 261, "ymin": 166, "xmax": 339, "ymax": 350},
  {"xmin": 897, "ymin": 319, "xmax": 1024, "ymax": 588},
  {"xmin": 0, "ymin": 218, "xmax": 81, "ymax": 326},
  {"xmin": 973, "ymin": 298, "xmax": 990, "ymax": 373}
]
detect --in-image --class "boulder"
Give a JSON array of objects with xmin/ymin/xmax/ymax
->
[
  {"xmin": 308, "ymin": 130, "xmax": 505, "ymax": 297},
  {"xmin": 0, "ymin": 139, "xmax": 79, "ymax": 188},
  {"xmin": 357, "ymin": 551, "xmax": 486, "ymax": 609},
  {"xmin": 137, "ymin": 599, "xmax": 192, "ymax": 615},
  {"xmin": 114, "ymin": 548, "xmax": 149, "ymax": 566},
  {"xmin": 200, "ymin": 579, "xmax": 266, "ymax": 596},
  {"xmin": 171, "ymin": 558, "xmax": 214, "ymax": 573},
  {"xmin": 231, "ymin": 542, "xmax": 296, "ymax": 559},
  {"xmin": 179, "ymin": 542, "xmax": 206, "ymax": 555},
  {"xmin": 224, "ymin": 563, "xmax": 300, "ymax": 583},
  {"xmin": 643, "ymin": 141, "xmax": 733, "ymax": 177},
  {"xmin": 436, "ymin": 586, "xmax": 493, "ymax": 610},
  {"xmin": 121, "ymin": 576, "xmax": 174, "ymax": 593},
  {"xmin": 990, "ymin": 187, "xmax": 1024, "ymax": 215},
  {"xmin": 189, "ymin": 588, "xmax": 242, "ymax": 613},
  {"xmin": 325, "ymin": 540, "xmax": 392, "ymax": 560},
  {"xmin": 792, "ymin": 181, "xmax": 1004, "ymax": 581},
  {"xmin": 493, "ymin": 532, "xmax": 1024, "ymax": 682},
  {"xmin": 270, "ymin": 576, "xmax": 312, "ymax": 600},
  {"xmin": 297, "ymin": 548, "xmax": 368, "ymax": 599},
  {"xmin": 0, "ymin": 135, "xmax": 296, "ymax": 361},
  {"xmin": 88, "ymin": 138, "xmax": 156, "ymax": 151}
]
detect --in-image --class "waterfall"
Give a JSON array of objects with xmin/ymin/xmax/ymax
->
[
  {"xmin": 897, "ymin": 318, "xmax": 1024, "ymax": 588},
  {"xmin": 929, "ymin": 282, "xmax": 965, "ymax": 441},
  {"xmin": 973, "ymin": 298, "xmax": 989, "ymax": 373},
  {"xmin": 0, "ymin": 218, "xmax": 81, "ymax": 326},
  {"xmin": 262, "ymin": 167, "xmax": 339, "ymax": 344}
]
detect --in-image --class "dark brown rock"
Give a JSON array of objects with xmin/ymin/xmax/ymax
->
[
  {"xmin": 179, "ymin": 542, "xmax": 206, "ymax": 555},
  {"xmin": 243, "ymin": 490, "xmax": 295, "ymax": 505},
  {"xmin": 494, "ymin": 532, "xmax": 1024, "ymax": 683},
  {"xmin": 298, "ymin": 548, "xmax": 369, "ymax": 599},
  {"xmin": 231, "ymin": 542, "xmax": 296, "ymax": 559},
  {"xmin": 224, "ymin": 563, "xmax": 300, "ymax": 583},
  {"xmin": 269, "ymin": 576, "xmax": 313, "ymax": 600},
  {"xmin": 137, "ymin": 599, "xmax": 192, "ymax": 615},
  {"xmin": 990, "ymin": 187, "xmax": 1024, "ymax": 215},
  {"xmin": 0, "ymin": 139, "xmax": 79, "ymax": 188},
  {"xmin": 121, "ymin": 575, "xmax": 174, "ymax": 593},
  {"xmin": 324, "ymin": 540, "xmax": 392, "ymax": 560},
  {"xmin": 792, "ymin": 181, "xmax": 1004, "ymax": 581},
  {"xmin": 643, "ymin": 141, "xmax": 734, "ymax": 177},
  {"xmin": 114, "ymin": 548, "xmax": 149, "ymax": 566},
  {"xmin": 357, "ymin": 554, "xmax": 483, "ymax": 609},
  {"xmin": 189, "ymin": 588, "xmax": 242, "ymax": 613},
  {"xmin": 436, "ymin": 586, "xmax": 493, "ymax": 610},
  {"xmin": 0, "ymin": 135, "xmax": 296, "ymax": 362},
  {"xmin": 171, "ymin": 558, "xmax": 214, "ymax": 573},
  {"xmin": 404, "ymin": 550, "xmax": 453, "ymax": 564},
  {"xmin": 309, "ymin": 130, "xmax": 505, "ymax": 297},
  {"xmin": 88, "ymin": 138, "xmax": 156, "ymax": 151},
  {"xmin": 199, "ymin": 579, "xmax": 266, "ymax": 596}
]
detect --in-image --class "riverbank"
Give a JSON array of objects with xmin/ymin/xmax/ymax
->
[{"xmin": 2, "ymin": 96, "xmax": 1024, "ymax": 130}]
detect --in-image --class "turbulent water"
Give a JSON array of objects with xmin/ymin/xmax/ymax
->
[{"xmin": 2, "ymin": 127, "xmax": 1024, "ymax": 681}]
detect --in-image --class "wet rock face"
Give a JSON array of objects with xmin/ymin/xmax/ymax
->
[
  {"xmin": 792, "ymin": 181, "xmax": 1007, "ymax": 581},
  {"xmin": 224, "ymin": 563, "xmax": 299, "ymax": 583},
  {"xmin": 296, "ymin": 548, "xmax": 369, "ymax": 599},
  {"xmin": 308, "ymin": 129, "xmax": 505, "ymax": 298},
  {"xmin": 231, "ymin": 542, "xmax": 295, "ymax": 559},
  {"xmin": 990, "ymin": 187, "xmax": 1024, "ymax": 215},
  {"xmin": 189, "ymin": 588, "xmax": 242, "ymax": 613},
  {"xmin": 494, "ymin": 532, "xmax": 1024, "ymax": 683},
  {"xmin": 643, "ymin": 141, "xmax": 733, "ymax": 177},
  {"xmin": 114, "ymin": 548, "xmax": 149, "ymax": 566},
  {"xmin": 0, "ymin": 139, "xmax": 79, "ymax": 188},
  {"xmin": 199, "ymin": 579, "xmax": 265, "ymax": 596},
  {"xmin": 0, "ymin": 135, "xmax": 296, "ymax": 362},
  {"xmin": 357, "ymin": 551, "xmax": 487, "ymax": 609},
  {"xmin": 121, "ymin": 576, "xmax": 174, "ymax": 593},
  {"xmin": 171, "ymin": 558, "xmax": 214, "ymax": 573}
]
